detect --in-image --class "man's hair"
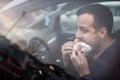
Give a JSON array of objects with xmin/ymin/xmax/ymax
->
[{"xmin": 77, "ymin": 4, "xmax": 113, "ymax": 36}]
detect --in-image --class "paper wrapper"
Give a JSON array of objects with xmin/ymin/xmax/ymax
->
[{"xmin": 73, "ymin": 39, "xmax": 92, "ymax": 56}]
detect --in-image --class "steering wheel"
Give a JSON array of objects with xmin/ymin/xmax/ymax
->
[{"xmin": 27, "ymin": 37, "xmax": 52, "ymax": 63}]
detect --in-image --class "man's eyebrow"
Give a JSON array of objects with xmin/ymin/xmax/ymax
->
[
  {"xmin": 78, "ymin": 26, "xmax": 85, "ymax": 28},
  {"xmin": 78, "ymin": 26, "xmax": 86, "ymax": 29},
  {"xmin": 78, "ymin": 26, "xmax": 89, "ymax": 32}
]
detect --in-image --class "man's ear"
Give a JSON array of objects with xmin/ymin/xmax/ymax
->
[{"xmin": 98, "ymin": 28, "xmax": 107, "ymax": 39}]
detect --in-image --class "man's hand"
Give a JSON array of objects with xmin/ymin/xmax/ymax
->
[
  {"xmin": 61, "ymin": 41, "xmax": 90, "ymax": 77},
  {"xmin": 70, "ymin": 50, "xmax": 90, "ymax": 77},
  {"xmin": 61, "ymin": 41, "xmax": 75, "ymax": 67}
]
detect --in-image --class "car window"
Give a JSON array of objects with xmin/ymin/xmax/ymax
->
[
  {"xmin": 60, "ymin": 1, "xmax": 120, "ymax": 33},
  {"xmin": 99, "ymin": 1, "xmax": 120, "ymax": 33},
  {"xmin": 60, "ymin": 8, "xmax": 77, "ymax": 33}
]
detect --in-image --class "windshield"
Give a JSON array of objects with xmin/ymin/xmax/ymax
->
[{"xmin": 0, "ymin": 1, "xmax": 120, "ymax": 77}]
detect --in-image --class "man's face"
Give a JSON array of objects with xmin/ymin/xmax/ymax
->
[{"xmin": 76, "ymin": 13, "xmax": 100, "ymax": 50}]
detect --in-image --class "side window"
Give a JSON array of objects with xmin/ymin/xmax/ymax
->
[
  {"xmin": 60, "ymin": 9, "xmax": 78, "ymax": 33},
  {"xmin": 100, "ymin": 2, "xmax": 120, "ymax": 33},
  {"xmin": 110, "ymin": 6, "xmax": 120, "ymax": 33}
]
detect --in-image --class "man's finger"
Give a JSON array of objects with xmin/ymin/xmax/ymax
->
[
  {"xmin": 70, "ymin": 51, "xmax": 77, "ymax": 59},
  {"xmin": 77, "ymin": 50, "xmax": 82, "ymax": 56}
]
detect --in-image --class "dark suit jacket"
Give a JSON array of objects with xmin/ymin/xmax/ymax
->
[{"xmin": 82, "ymin": 39, "xmax": 120, "ymax": 80}]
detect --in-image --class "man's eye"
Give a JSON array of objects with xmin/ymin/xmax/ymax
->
[
  {"xmin": 80, "ymin": 28, "xmax": 89, "ymax": 33},
  {"xmin": 81, "ymin": 30, "xmax": 88, "ymax": 33}
]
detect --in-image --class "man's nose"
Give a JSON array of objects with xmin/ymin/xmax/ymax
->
[{"xmin": 75, "ymin": 31, "xmax": 83, "ymax": 39}]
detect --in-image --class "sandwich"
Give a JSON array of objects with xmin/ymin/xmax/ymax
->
[{"xmin": 73, "ymin": 39, "xmax": 92, "ymax": 56}]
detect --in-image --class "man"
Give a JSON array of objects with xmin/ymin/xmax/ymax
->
[{"xmin": 61, "ymin": 4, "xmax": 120, "ymax": 80}]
